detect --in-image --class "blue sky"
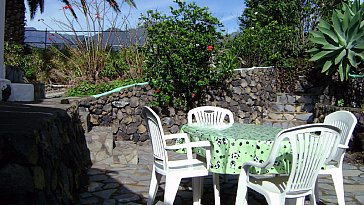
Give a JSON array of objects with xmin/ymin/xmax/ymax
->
[{"xmin": 25, "ymin": 0, "xmax": 245, "ymax": 33}]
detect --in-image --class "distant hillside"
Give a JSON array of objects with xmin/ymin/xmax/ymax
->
[{"xmin": 24, "ymin": 27, "xmax": 145, "ymax": 49}]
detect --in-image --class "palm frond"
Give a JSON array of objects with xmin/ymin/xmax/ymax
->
[{"xmin": 27, "ymin": 0, "xmax": 44, "ymax": 19}]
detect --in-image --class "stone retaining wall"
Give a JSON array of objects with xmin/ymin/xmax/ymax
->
[
  {"xmin": 0, "ymin": 102, "xmax": 91, "ymax": 205},
  {"xmin": 79, "ymin": 68, "xmax": 278, "ymax": 142},
  {"xmin": 314, "ymin": 103, "xmax": 364, "ymax": 151}
]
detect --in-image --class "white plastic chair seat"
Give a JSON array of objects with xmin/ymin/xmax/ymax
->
[
  {"xmin": 155, "ymin": 159, "xmax": 209, "ymax": 173},
  {"xmin": 248, "ymin": 175, "xmax": 288, "ymax": 194},
  {"xmin": 248, "ymin": 175, "xmax": 314, "ymax": 196}
]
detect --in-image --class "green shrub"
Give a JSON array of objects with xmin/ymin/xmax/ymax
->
[
  {"xmin": 4, "ymin": 42, "xmax": 25, "ymax": 67},
  {"xmin": 100, "ymin": 51, "xmax": 129, "ymax": 79},
  {"xmin": 234, "ymin": 0, "xmax": 345, "ymax": 92},
  {"xmin": 4, "ymin": 42, "xmax": 54, "ymax": 82},
  {"xmin": 228, "ymin": 22, "xmax": 298, "ymax": 68},
  {"xmin": 141, "ymin": 0, "xmax": 235, "ymax": 109}
]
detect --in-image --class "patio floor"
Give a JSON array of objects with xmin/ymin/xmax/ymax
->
[{"xmin": 77, "ymin": 141, "xmax": 364, "ymax": 205}]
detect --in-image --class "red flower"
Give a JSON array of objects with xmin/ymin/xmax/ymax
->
[
  {"xmin": 191, "ymin": 93, "xmax": 196, "ymax": 98},
  {"xmin": 48, "ymin": 37, "xmax": 52, "ymax": 41},
  {"xmin": 207, "ymin": 45, "xmax": 214, "ymax": 51},
  {"xmin": 155, "ymin": 89, "xmax": 160, "ymax": 93},
  {"xmin": 63, "ymin": 4, "xmax": 72, "ymax": 9}
]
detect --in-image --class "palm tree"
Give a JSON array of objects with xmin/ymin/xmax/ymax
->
[{"xmin": 4, "ymin": 0, "xmax": 136, "ymax": 44}]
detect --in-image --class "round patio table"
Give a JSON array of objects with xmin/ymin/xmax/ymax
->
[{"xmin": 181, "ymin": 123, "xmax": 291, "ymax": 175}]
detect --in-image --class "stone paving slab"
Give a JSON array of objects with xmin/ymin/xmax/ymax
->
[{"xmin": 77, "ymin": 141, "xmax": 364, "ymax": 205}]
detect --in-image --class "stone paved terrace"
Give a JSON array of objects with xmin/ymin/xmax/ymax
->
[
  {"xmin": 78, "ymin": 142, "xmax": 364, "ymax": 205},
  {"xmin": 1, "ymin": 99, "xmax": 364, "ymax": 205}
]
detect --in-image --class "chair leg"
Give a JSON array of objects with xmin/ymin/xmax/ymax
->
[
  {"xmin": 192, "ymin": 177, "xmax": 203, "ymax": 205},
  {"xmin": 331, "ymin": 170, "xmax": 345, "ymax": 205},
  {"xmin": 164, "ymin": 175, "xmax": 181, "ymax": 205},
  {"xmin": 294, "ymin": 197, "xmax": 305, "ymax": 205},
  {"xmin": 147, "ymin": 166, "xmax": 162, "ymax": 205},
  {"xmin": 312, "ymin": 178, "xmax": 319, "ymax": 204},
  {"xmin": 309, "ymin": 191, "xmax": 317, "ymax": 205},
  {"xmin": 266, "ymin": 194, "xmax": 284, "ymax": 205},
  {"xmin": 235, "ymin": 172, "xmax": 247, "ymax": 205},
  {"xmin": 213, "ymin": 173, "xmax": 221, "ymax": 205},
  {"xmin": 311, "ymin": 179, "xmax": 319, "ymax": 205}
]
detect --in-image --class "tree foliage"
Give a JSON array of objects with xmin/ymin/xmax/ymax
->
[
  {"xmin": 231, "ymin": 0, "xmax": 346, "ymax": 92},
  {"xmin": 141, "ymin": 0, "xmax": 235, "ymax": 109},
  {"xmin": 239, "ymin": 0, "xmax": 346, "ymax": 43}
]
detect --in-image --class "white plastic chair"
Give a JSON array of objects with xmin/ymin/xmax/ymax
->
[
  {"xmin": 188, "ymin": 106, "xmax": 234, "ymax": 125},
  {"xmin": 314, "ymin": 111, "xmax": 357, "ymax": 205},
  {"xmin": 235, "ymin": 124, "xmax": 341, "ymax": 205},
  {"xmin": 188, "ymin": 106, "xmax": 234, "ymax": 186},
  {"xmin": 142, "ymin": 106, "xmax": 212, "ymax": 205}
]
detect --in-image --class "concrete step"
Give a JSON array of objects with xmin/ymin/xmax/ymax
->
[
  {"xmin": 85, "ymin": 126, "xmax": 114, "ymax": 165},
  {"xmin": 113, "ymin": 141, "xmax": 138, "ymax": 165},
  {"xmin": 276, "ymin": 93, "xmax": 316, "ymax": 104},
  {"xmin": 266, "ymin": 112, "xmax": 314, "ymax": 122},
  {"xmin": 269, "ymin": 102, "xmax": 314, "ymax": 113},
  {"xmin": 262, "ymin": 119, "xmax": 308, "ymax": 129}
]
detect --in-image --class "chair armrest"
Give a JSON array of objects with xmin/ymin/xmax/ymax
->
[
  {"xmin": 164, "ymin": 133, "xmax": 191, "ymax": 143},
  {"xmin": 165, "ymin": 141, "xmax": 211, "ymax": 150},
  {"xmin": 242, "ymin": 160, "xmax": 274, "ymax": 172},
  {"xmin": 338, "ymin": 144, "xmax": 349, "ymax": 149}
]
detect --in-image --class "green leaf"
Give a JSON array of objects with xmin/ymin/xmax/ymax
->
[
  {"xmin": 310, "ymin": 30, "xmax": 325, "ymax": 39},
  {"xmin": 350, "ymin": 27, "xmax": 364, "ymax": 42},
  {"xmin": 332, "ymin": 11, "xmax": 343, "ymax": 33},
  {"xmin": 356, "ymin": 52, "xmax": 364, "ymax": 60},
  {"xmin": 306, "ymin": 47, "xmax": 320, "ymax": 53},
  {"xmin": 347, "ymin": 50, "xmax": 357, "ymax": 66},
  {"xmin": 339, "ymin": 63, "xmax": 345, "ymax": 81},
  {"xmin": 335, "ymin": 49, "xmax": 346, "ymax": 65},
  {"xmin": 322, "ymin": 60, "xmax": 333, "ymax": 73},
  {"xmin": 322, "ymin": 44, "xmax": 340, "ymax": 50},
  {"xmin": 310, "ymin": 36, "xmax": 329, "ymax": 45},
  {"xmin": 309, "ymin": 50, "xmax": 333, "ymax": 61},
  {"xmin": 318, "ymin": 20, "xmax": 331, "ymax": 30},
  {"xmin": 347, "ymin": 13, "xmax": 361, "ymax": 41},
  {"xmin": 344, "ymin": 61, "xmax": 350, "ymax": 81},
  {"xmin": 348, "ymin": 11, "xmax": 361, "ymax": 31},
  {"xmin": 332, "ymin": 11, "xmax": 346, "ymax": 46},
  {"xmin": 318, "ymin": 27, "xmax": 338, "ymax": 43},
  {"xmin": 353, "ymin": 43, "xmax": 364, "ymax": 50},
  {"xmin": 342, "ymin": 8, "xmax": 351, "ymax": 32}
]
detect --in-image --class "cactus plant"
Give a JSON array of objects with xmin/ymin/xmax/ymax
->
[{"xmin": 308, "ymin": 0, "xmax": 364, "ymax": 81}]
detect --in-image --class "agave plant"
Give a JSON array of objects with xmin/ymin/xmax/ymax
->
[{"xmin": 308, "ymin": 0, "xmax": 364, "ymax": 81}]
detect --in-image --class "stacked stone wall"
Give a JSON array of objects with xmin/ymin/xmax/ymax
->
[
  {"xmin": 80, "ymin": 68, "xmax": 278, "ymax": 142},
  {"xmin": 314, "ymin": 103, "xmax": 364, "ymax": 151},
  {"xmin": 0, "ymin": 102, "xmax": 91, "ymax": 205}
]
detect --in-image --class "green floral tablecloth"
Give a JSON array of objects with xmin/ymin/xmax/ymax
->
[{"xmin": 181, "ymin": 123, "xmax": 292, "ymax": 175}]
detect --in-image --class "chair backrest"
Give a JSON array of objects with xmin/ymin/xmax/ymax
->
[
  {"xmin": 141, "ymin": 106, "xmax": 167, "ymax": 164},
  {"xmin": 187, "ymin": 106, "xmax": 234, "ymax": 125},
  {"xmin": 265, "ymin": 124, "xmax": 341, "ymax": 195},
  {"xmin": 324, "ymin": 111, "xmax": 357, "ymax": 163}
]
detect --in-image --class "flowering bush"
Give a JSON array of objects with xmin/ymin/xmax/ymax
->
[{"xmin": 141, "ymin": 0, "xmax": 235, "ymax": 109}]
